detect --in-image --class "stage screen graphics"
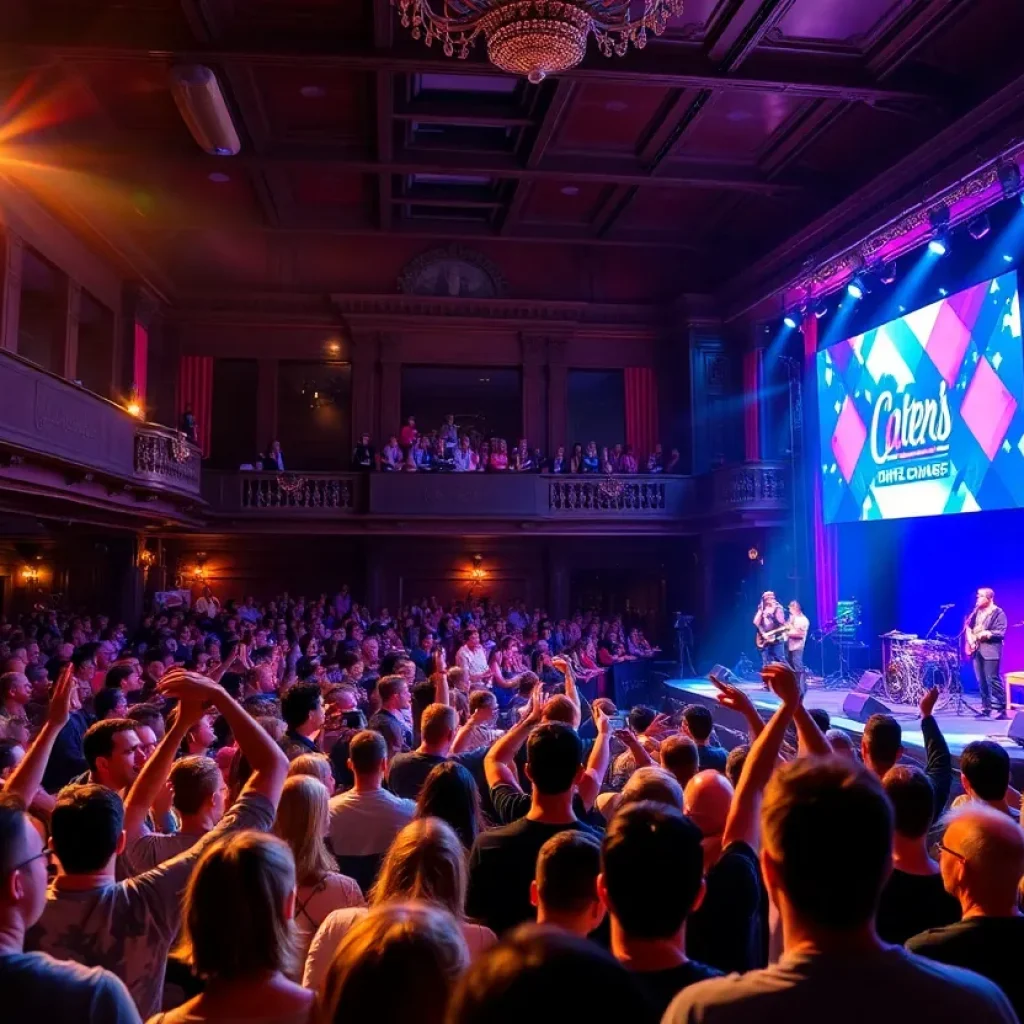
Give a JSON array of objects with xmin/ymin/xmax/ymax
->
[{"xmin": 817, "ymin": 271, "xmax": 1024, "ymax": 523}]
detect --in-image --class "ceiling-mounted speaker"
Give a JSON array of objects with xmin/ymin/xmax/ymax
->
[{"xmin": 170, "ymin": 64, "xmax": 241, "ymax": 156}]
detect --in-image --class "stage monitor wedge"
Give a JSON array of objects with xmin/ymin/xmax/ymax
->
[
  {"xmin": 817, "ymin": 271, "xmax": 1024, "ymax": 523},
  {"xmin": 842, "ymin": 691, "xmax": 889, "ymax": 723}
]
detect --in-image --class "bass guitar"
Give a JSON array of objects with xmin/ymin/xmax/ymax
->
[{"xmin": 755, "ymin": 624, "xmax": 790, "ymax": 650}]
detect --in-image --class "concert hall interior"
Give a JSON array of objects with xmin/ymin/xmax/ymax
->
[{"xmin": 4, "ymin": 0, "xmax": 1024, "ymax": 772}]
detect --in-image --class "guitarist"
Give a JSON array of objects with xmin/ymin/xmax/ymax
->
[
  {"xmin": 753, "ymin": 591, "xmax": 787, "ymax": 669},
  {"xmin": 965, "ymin": 587, "xmax": 1008, "ymax": 719}
]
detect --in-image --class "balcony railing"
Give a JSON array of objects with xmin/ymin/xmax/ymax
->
[
  {"xmin": 0, "ymin": 349, "xmax": 202, "ymax": 503},
  {"xmin": 133, "ymin": 426, "xmax": 202, "ymax": 494},
  {"xmin": 203, "ymin": 470, "xmax": 720, "ymax": 523},
  {"xmin": 711, "ymin": 461, "xmax": 789, "ymax": 514}
]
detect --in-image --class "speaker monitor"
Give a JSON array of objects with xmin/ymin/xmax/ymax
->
[
  {"xmin": 842, "ymin": 692, "xmax": 889, "ymax": 723},
  {"xmin": 856, "ymin": 670, "xmax": 883, "ymax": 694},
  {"xmin": 1007, "ymin": 712, "xmax": 1024, "ymax": 748}
]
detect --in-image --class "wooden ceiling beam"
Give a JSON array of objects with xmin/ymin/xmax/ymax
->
[
  {"xmin": 704, "ymin": 0, "xmax": 790, "ymax": 71},
  {"xmin": 501, "ymin": 79, "xmax": 575, "ymax": 235},
  {"xmin": 53, "ymin": 143, "xmax": 806, "ymax": 194},
  {"xmin": 9, "ymin": 41, "xmax": 938, "ymax": 104},
  {"xmin": 126, "ymin": 218, "xmax": 702, "ymax": 250}
]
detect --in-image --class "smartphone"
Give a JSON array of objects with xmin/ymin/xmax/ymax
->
[{"xmin": 606, "ymin": 713, "xmax": 629, "ymax": 731}]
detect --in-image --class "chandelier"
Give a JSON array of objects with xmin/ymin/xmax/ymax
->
[{"xmin": 393, "ymin": 0, "xmax": 685, "ymax": 83}]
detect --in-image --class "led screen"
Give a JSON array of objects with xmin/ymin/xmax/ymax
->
[{"xmin": 818, "ymin": 271, "xmax": 1024, "ymax": 523}]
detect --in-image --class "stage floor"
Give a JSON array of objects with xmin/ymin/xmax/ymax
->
[{"xmin": 663, "ymin": 677, "xmax": 1024, "ymax": 771}]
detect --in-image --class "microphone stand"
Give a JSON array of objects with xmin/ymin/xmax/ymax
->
[{"xmin": 924, "ymin": 604, "xmax": 953, "ymax": 640}]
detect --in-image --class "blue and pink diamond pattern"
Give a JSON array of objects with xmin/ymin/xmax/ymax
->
[{"xmin": 817, "ymin": 271, "xmax": 1024, "ymax": 523}]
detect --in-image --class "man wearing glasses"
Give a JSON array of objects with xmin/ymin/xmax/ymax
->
[
  {"xmin": 0, "ymin": 668, "xmax": 140, "ymax": 1022},
  {"xmin": 908, "ymin": 805, "xmax": 1024, "ymax": 1021}
]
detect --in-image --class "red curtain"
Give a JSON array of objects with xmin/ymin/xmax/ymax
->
[
  {"xmin": 742, "ymin": 349, "xmax": 762, "ymax": 461},
  {"xmin": 624, "ymin": 367, "xmax": 659, "ymax": 464},
  {"xmin": 802, "ymin": 315, "xmax": 839, "ymax": 627},
  {"xmin": 176, "ymin": 355, "xmax": 213, "ymax": 458},
  {"xmin": 133, "ymin": 322, "xmax": 148, "ymax": 410}
]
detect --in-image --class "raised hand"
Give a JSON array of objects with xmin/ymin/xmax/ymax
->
[
  {"xmin": 762, "ymin": 663, "xmax": 801, "ymax": 707},
  {"xmin": 919, "ymin": 685, "xmax": 939, "ymax": 719},
  {"xmin": 158, "ymin": 668, "xmax": 223, "ymax": 705},
  {"xmin": 645, "ymin": 712, "xmax": 673, "ymax": 738},
  {"xmin": 711, "ymin": 674, "xmax": 757, "ymax": 719},
  {"xmin": 47, "ymin": 663, "xmax": 76, "ymax": 729},
  {"xmin": 594, "ymin": 703, "xmax": 610, "ymax": 735}
]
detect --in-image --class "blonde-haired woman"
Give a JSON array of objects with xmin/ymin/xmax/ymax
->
[
  {"xmin": 273, "ymin": 776, "xmax": 364, "ymax": 967},
  {"xmin": 303, "ymin": 817, "xmax": 494, "ymax": 990},
  {"xmin": 316, "ymin": 902, "xmax": 468, "ymax": 1024},
  {"xmin": 149, "ymin": 832, "xmax": 313, "ymax": 1024}
]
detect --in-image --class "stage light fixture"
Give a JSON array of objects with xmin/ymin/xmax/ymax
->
[
  {"xmin": 968, "ymin": 214, "xmax": 991, "ymax": 240},
  {"xmin": 810, "ymin": 297, "xmax": 827, "ymax": 319},
  {"xmin": 879, "ymin": 262, "xmax": 897, "ymax": 285},
  {"xmin": 783, "ymin": 308, "xmax": 802, "ymax": 330},
  {"xmin": 847, "ymin": 276, "xmax": 865, "ymax": 300},
  {"xmin": 928, "ymin": 207, "xmax": 950, "ymax": 256},
  {"xmin": 998, "ymin": 162, "xmax": 1022, "ymax": 200},
  {"xmin": 1004, "ymin": 254, "xmax": 1015, "ymax": 263}
]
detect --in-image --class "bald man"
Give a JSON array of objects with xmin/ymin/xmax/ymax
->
[
  {"xmin": 684, "ymin": 770, "xmax": 735, "ymax": 870},
  {"xmin": 907, "ymin": 805, "xmax": 1024, "ymax": 1019}
]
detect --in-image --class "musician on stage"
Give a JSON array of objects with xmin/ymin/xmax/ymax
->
[
  {"xmin": 753, "ymin": 591, "xmax": 787, "ymax": 668},
  {"xmin": 966, "ymin": 587, "xmax": 1008, "ymax": 719},
  {"xmin": 786, "ymin": 600, "xmax": 810, "ymax": 685}
]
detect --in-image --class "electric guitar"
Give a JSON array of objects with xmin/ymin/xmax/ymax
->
[
  {"xmin": 965, "ymin": 621, "xmax": 988, "ymax": 656},
  {"xmin": 755, "ymin": 624, "xmax": 790, "ymax": 650}
]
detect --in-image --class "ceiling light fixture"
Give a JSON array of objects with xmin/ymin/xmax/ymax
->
[{"xmin": 393, "ymin": 0, "xmax": 685, "ymax": 84}]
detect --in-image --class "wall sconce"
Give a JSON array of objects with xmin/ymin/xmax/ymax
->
[
  {"xmin": 21, "ymin": 565, "xmax": 40, "ymax": 585},
  {"xmin": 469, "ymin": 554, "xmax": 486, "ymax": 582},
  {"xmin": 192, "ymin": 551, "xmax": 209, "ymax": 583},
  {"xmin": 139, "ymin": 549, "xmax": 156, "ymax": 569},
  {"xmin": 747, "ymin": 547, "xmax": 760, "ymax": 561}
]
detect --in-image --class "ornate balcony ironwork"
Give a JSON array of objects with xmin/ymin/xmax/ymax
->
[
  {"xmin": 133, "ymin": 427, "xmax": 201, "ymax": 494},
  {"xmin": 711, "ymin": 461, "xmax": 789, "ymax": 514}
]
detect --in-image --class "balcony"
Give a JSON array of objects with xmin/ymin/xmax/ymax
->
[
  {"xmin": 201, "ymin": 465, "xmax": 787, "ymax": 534},
  {"xmin": 0, "ymin": 350, "xmax": 202, "ymax": 525}
]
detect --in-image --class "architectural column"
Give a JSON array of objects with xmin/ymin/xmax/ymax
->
[
  {"xmin": 379, "ymin": 333, "xmax": 402, "ymax": 440},
  {"xmin": 546, "ymin": 543, "xmax": 570, "ymax": 620},
  {"xmin": 59, "ymin": 279, "xmax": 82, "ymax": 381},
  {"xmin": 547, "ymin": 337, "xmax": 568, "ymax": 455},
  {"xmin": 256, "ymin": 359, "xmax": 279, "ymax": 447},
  {"xmin": 349, "ymin": 329, "xmax": 379, "ymax": 444},
  {"xmin": 521, "ymin": 333, "xmax": 547, "ymax": 447},
  {"xmin": 0, "ymin": 228, "xmax": 24, "ymax": 353}
]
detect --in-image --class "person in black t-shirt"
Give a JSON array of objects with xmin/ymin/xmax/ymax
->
[
  {"xmin": 388, "ymin": 703, "xmax": 474, "ymax": 801},
  {"xmin": 907, "ymin": 804, "xmax": 1024, "ymax": 1019},
  {"xmin": 599, "ymin": 801, "xmax": 722, "ymax": 1016},
  {"xmin": 466, "ymin": 721, "xmax": 602, "ymax": 935},
  {"xmin": 877, "ymin": 765, "xmax": 960, "ymax": 944},
  {"xmin": 680, "ymin": 705, "xmax": 727, "ymax": 774}
]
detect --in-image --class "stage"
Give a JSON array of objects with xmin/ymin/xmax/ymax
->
[{"xmin": 663, "ymin": 677, "xmax": 1024, "ymax": 781}]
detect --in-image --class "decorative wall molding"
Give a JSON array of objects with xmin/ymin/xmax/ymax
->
[{"xmin": 397, "ymin": 243, "xmax": 508, "ymax": 299}]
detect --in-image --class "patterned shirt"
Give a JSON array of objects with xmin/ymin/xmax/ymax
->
[{"xmin": 27, "ymin": 791, "xmax": 275, "ymax": 1018}]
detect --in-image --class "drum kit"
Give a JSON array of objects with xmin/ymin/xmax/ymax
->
[
  {"xmin": 812, "ymin": 599, "xmax": 965, "ymax": 711},
  {"xmin": 879, "ymin": 630, "xmax": 961, "ymax": 708}
]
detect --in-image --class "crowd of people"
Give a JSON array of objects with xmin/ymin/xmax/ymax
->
[
  {"xmin": 2, "ymin": 591, "xmax": 1024, "ymax": 1024},
  {"xmin": 347, "ymin": 415, "xmax": 682, "ymax": 474}
]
